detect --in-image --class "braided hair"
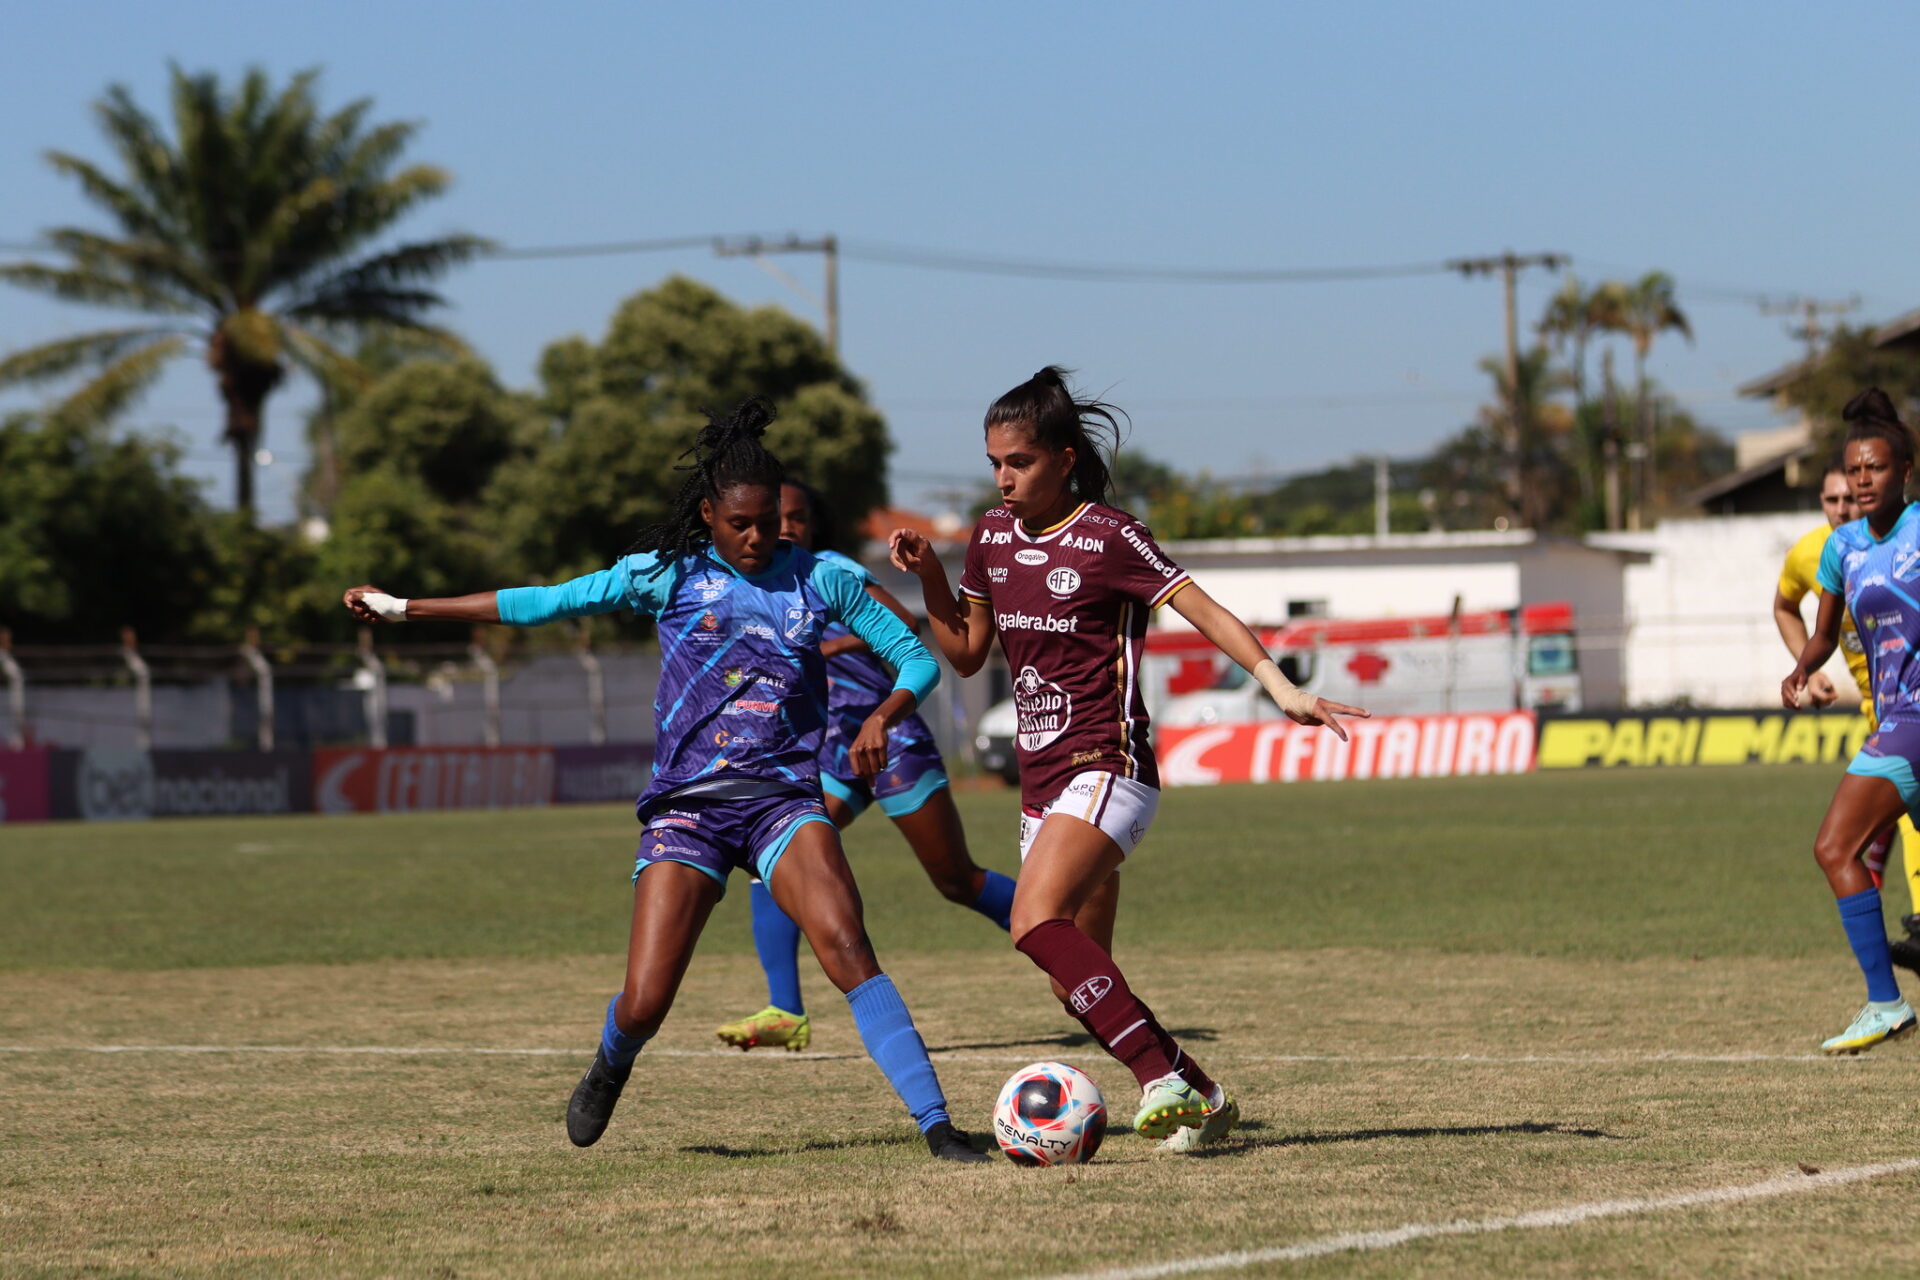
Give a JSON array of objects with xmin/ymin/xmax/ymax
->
[
  {"xmin": 985, "ymin": 366, "xmax": 1126, "ymax": 505},
  {"xmin": 627, "ymin": 397, "xmax": 787, "ymax": 575}
]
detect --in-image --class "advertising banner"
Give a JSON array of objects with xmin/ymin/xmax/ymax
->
[
  {"xmin": 1535, "ymin": 708, "xmax": 1871, "ymax": 769},
  {"xmin": 313, "ymin": 746, "xmax": 554, "ymax": 815},
  {"xmin": 47, "ymin": 748, "xmax": 312, "ymax": 821},
  {"xmin": 0, "ymin": 748, "xmax": 50, "ymax": 823},
  {"xmin": 551, "ymin": 743, "xmax": 654, "ymax": 805},
  {"xmin": 1158, "ymin": 712, "xmax": 1537, "ymax": 787}
]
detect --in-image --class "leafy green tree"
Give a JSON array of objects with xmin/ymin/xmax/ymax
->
[
  {"xmin": 1775, "ymin": 325, "xmax": 1920, "ymax": 465},
  {"xmin": 300, "ymin": 358, "xmax": 536, "ymax": 637},
  {"xmin": 0, "ymin": 65, "xmax": 487, "ymax": 515},
  {"xmin": 494, "ymin": 276, "xmax": 891, "ymax": 578},
  {"xmin": 0, "ymin": 414, "xmax": 220, "ymax": 642}
]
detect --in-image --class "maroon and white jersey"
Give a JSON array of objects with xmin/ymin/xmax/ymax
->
[{"xmin": 959, "ymin": 501, "xmax": 1193, "ymax": 810}]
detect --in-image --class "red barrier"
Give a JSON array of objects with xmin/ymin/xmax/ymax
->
[
  {"xmin": 313, "ymin": 746, "xmax": 554, "ymax": 815},
  {"xmin": 1157, "ymin": 712, "xmax": 1537, "ymax": 786},
  {"xmin": 0, "ymin": 748, "xmax": 50, "ymax": 823}
]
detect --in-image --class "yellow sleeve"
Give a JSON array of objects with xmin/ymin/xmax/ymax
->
[{"xmin": 1777, "ymin": 526, "xmax": 1828, "ymax": 605}]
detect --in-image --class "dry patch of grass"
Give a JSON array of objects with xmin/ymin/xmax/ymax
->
[{"xmin": 6, "ymin": 945, "xmax": 1920, "ymax": 1278}]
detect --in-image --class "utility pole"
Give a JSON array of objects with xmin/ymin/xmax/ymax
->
[
  {"xmin": 1759, "ymin": 295, "xmax": 1858, "ymax": 363},
  {"xmin": 1449, "ymin": 251, "xmax": 1570, "ymax": 527},
  {"xmin": 713, "ymin": 234, "xmax": 840, "ymax": 351}
]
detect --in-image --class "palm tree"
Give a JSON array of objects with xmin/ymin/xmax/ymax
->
[
  {"xmin": 1476, "ymin": 345, "xmax": 1574, "ymax": 530},
  {"xmin": 1537, "ymin": 274, "xmax": 1600, "ymax": 408},
  {"xmin": 0, "ymin": 65, "xmax": 489, "ymax": 514},
  {"xmin": 1609, "ymin": 272, "xmax": 1692, "ymax": 527}
]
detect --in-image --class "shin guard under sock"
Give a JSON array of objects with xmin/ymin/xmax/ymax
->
[
  {"xmin": 846, "ymin": 974, "xmax": 950, "ymax": 1132},
  {"xmin": 1017, "ymin": 918, "xmax": 1177, "ymax": 1088},
  {"xmin": 1838, "ymin": 888, "xmax": 1903, "ymax": 1003},
  {"xmin": 750, "ymin": 879, "xmax": 805, "ymax": 1014}
]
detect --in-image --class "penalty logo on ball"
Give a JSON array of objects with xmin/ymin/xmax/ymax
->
[{"xmin": 992, "ymin": 1060, "xmax": 1107, "ymax": 1166}]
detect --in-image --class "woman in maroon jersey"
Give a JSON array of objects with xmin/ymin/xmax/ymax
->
[{"xmin": 890, "ymin": 366, "xmax": 1368, "ymax": 1151}]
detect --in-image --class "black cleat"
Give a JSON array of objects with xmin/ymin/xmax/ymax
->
[
  {"xmin": 1903, "ymin": 914, "xmax": 1920, "ymax": 938},
  {"xmin": 566, "ymin": 1047, "xmax": 631, "ymax": 1148},
  {"xmin": 1891, "ymin": 935, "xmax": 1920, "ymax": 976},
  {"xmin": 925, "ymin": 1120, "xmax": 993, "ymax": 1163}
]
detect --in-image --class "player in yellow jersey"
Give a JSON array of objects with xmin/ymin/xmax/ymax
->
[{"xmin": 1774, "ymin": 462, "xmax": 1920, "ymax": 968}]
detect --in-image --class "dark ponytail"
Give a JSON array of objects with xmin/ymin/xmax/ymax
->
[
  {"xmin": 984, "ymin": 366, "xmax": 1125, "ymax": 505},
  {"xmin": 1843, "ymin": 386, "xmax": 1917, "ymax": 471},
  {"xmin": 626, "ymin": 396, "xmax": 786, "ymax": 575}
]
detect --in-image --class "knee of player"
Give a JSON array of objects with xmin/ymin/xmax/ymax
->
[
  {"xmin": 928, "ymin": 866, "xmax": 975, "ymax": 905},
  {"xmin": 1812, "ymin": 831, "xmax": 1861, "ymax": 872}
]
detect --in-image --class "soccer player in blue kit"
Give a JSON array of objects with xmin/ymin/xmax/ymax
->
[
  {"xmin": 342, "ymin": 399, "xmax": 990, "ymax": 1162},
  {"xmin": 716, "ymin": 481, "xmax": 1017, "ymax": 1052},
  {"xmin": 1784, "ymin": 387, "xmax": 1920, "ymax": 1054}
]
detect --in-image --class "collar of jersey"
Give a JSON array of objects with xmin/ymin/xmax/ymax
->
[
  {"xmin": 1860, "ymin": 502, "xmax": 1918, "ymax": 545},
  {"xmin": 1015, "ymin": 502, "xmax": 1091, "ymax": 543}
]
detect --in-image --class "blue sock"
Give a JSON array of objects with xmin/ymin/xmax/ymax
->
[
  {"xmin": 845, "ymin": 974, "xmax": 949, "ymax": 1133},
  {"xmin": 751, "ymin": 879, "xmax": 805, "ymax": 1014},
  {"xmin": 600, "ymin": 994, "xmax": 651, "ymax": 1068},
  {"xmin": 1837, "ymin": 889, "xmax": 1903, "ymax": 1004},
  {"xmin": 969, "ymin": 869, "xmax": 1016, "ymax": 932}
]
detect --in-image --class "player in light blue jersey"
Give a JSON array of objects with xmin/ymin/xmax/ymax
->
[
  {"xmin": 342, "ymin": 399, "xmax": 989, "ymax": 1162},
  {"xmin": 716, "ymin": 481, "xmax": 1017, "ymax": 1052},
  {"xmin": 1786, "ymin": 388, "xmax": 1920, "ymax": 1053}
]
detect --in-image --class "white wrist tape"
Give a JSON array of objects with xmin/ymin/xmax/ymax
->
[
  {"xmin": 1253, "ymin": 658, "xmax": 1317, "ymax": 718},
  {"xmin": 362, "ymin": 592, "xmax": 409, "ymax": 622}
]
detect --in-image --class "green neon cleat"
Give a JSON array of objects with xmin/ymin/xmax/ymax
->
[
  {"xmin": 1158, "ymin": 1084, "xmax": 1239, "ymax": 1153},
  {"xmin": 1132, "ymin": 1072, "xmax": 1211, "ymax": 1140},
  {"xmin": 715, "ymin": 1005, "xmax": 812, "ymax": 1052}
]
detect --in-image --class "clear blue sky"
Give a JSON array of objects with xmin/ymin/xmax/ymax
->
[{"xmin": 4, "ymin": 1, "xmax": 1917, "ymax": 521}]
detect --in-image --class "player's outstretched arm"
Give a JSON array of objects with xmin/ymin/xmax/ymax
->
[
  {"xmin": 1784, "ymin": 590, "xmax": 1847, "ymax": 709},
  {"xmin": 1166, "ymin": 582, "xmax": 1370, "ymax": 741},
  {"xmin": 343, "ymin": 562, "xmax": 645, "ymax": 629},
  {"xmin": 343, "ymin": 585, "xmax": 501, "ymax": 625},
  {"xmin": 887, "ymin": 529, "xmax": 995, "ymax": 677}
]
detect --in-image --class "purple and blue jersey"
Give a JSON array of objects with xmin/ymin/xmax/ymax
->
[
  {"xmin": 815, "ymin": 550, "xmax": 940, "ymax": 770},
  {"xmin": 1818, "ymin": 503, "xmax": 1920, "ymax": 730},
  {"xmin": 496, "ymin": 543, "xmax": 938, "ymax": 821}
]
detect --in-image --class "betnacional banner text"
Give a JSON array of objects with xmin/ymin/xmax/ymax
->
[
  {"xmin": 1158, "ymin": 712, "xmax": 1537, "ymax": 787},
  {"xmin": 1535, "ymin": 709, "xmax": 1871, "ymax": 769},
  {"xmin": 312, "ymin": 745, "xmax": 556, "ymax": 815},
  {"xmin": 0, "ymin": 749, "xmax": 50, "ymax": 823},
  {"xmin": 47, "ymin": 748, "xmax": 312, "ymax": 821}
]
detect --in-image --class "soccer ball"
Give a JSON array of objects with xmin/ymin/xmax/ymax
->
[{"xmin": 992, "ymin": 1061, "xmax": 1107, "ymax": 1166}]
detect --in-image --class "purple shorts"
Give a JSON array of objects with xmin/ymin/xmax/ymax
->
[
  {"xmin": 821, "ymin": 738, "xmax": 949, "ymax": 819},
  {"xmin": 636, "ymin": 791, "xmax": 832, "ymax": 893}
]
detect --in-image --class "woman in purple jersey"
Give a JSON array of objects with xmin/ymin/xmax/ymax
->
[
  {"xmin": 891, "ymin": 367, "xmax": 1368, "ymax": 1151},
  {"xmin": 715, "ymin": 480, "xmax": 1017, "ymax": 1052},
  {"xmin": 343, "ymin": 400, "xmax": 988, "ymax": 1163},
  {"xmin": 1784, "ymin": 388, "xmax": 1920, "ymax": 1054}
]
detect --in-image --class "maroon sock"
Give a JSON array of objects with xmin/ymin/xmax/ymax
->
[
  {"xmin": 1017, "ymin": 918, "xmax": 1177, "ymax": 1088},
  {"xmin": 1073, "ymin": 1010, "xmax": 1216, "ymax": 1095}
]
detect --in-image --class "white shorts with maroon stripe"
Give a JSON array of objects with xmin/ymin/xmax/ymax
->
[{"xmin": 1017, "ymin": 770, "xmax": 1160, "ymax": 862}]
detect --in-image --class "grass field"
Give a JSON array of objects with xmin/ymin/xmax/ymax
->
[{"xmin": 7, "ymin": 765, "xmax": 1920, "ymax": 1278}]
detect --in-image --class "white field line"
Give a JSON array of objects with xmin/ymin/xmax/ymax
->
[
  {"xmin": 1035, "ymin": 1157, "xmax": 1920, "ymax": 1280},
  {"xmin": 0, "ymin": 1044, "xmax": 1857, "ymax": 1064}
]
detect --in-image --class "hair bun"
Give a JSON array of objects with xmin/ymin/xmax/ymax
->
[
  {"xmin": 1032, "ymin": 366, "xmax": 1065, "ymax": 387},
  {"xmin": 1844, "ymin": 387, "xmax": 1902, "ymax": 428}
]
